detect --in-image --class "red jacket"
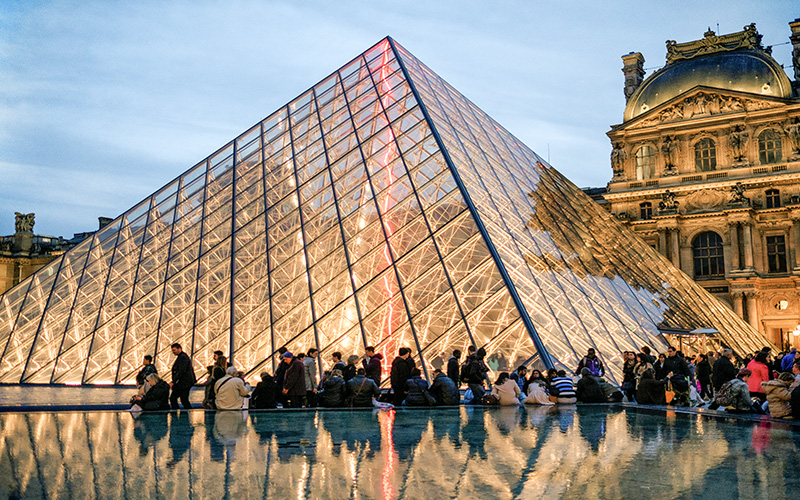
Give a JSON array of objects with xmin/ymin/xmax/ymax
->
[
  {"xmin": 283, "ymin": 359, "xmax": 307, "ymax": 396},
  {"xmin": 746, "ymin": 360, "xmax": 769, "ymax": 394}
]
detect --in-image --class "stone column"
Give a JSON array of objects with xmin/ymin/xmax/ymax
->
[
  {"xmin": 792, "ymin": 219, "xmax": 800, "ymax": 269},
  {"xmin": 658, "ymin": 230, "xmax": 667, "ymax": 258},
  {"xmin": 731, "ymin": 292, "xmax": 744, "ymax": 319},
  {"xmin": 745, "ymin": 292, "xmax": 760, "ymax": 331},
  {"xmin": 729, "ymin": 222, "xmax": 740, "ymax": 270},
  {"xmin": 742, "ymin": 223, "xmax": 755, "ymax": 269},
  {"xmin": 670, "ymin": 229, "xmax": 680, "ymax": 268}
]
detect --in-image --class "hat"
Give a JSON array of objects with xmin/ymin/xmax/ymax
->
[
  {"xmin": 282, "ymin": 352, "xmax": 294, "ymax": 358},
  {"xmin": 737, "ymin": 368, "xmax": 752, "ymax": 377},
  {"xmin": 791, "ymin": 347, "xmax": 797, "ymax": 353}
]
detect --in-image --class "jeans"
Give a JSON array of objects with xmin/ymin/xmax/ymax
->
[{"xmin": 467, "ymin": 383, "xmax": 485, "ymax": 404}]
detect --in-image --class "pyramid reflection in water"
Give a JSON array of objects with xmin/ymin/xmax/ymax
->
[{"xmin": 0, "ymin": 38, "xmax": 769, "ymax": 386}]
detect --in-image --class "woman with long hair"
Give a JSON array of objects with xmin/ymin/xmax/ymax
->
[
  {"xmin": 621, "ymin": 351, "xmax": 637, "ymax": 401},
  {"xmin": 491, "ymin": 372, "xmax": 520, "ymax": 405}
]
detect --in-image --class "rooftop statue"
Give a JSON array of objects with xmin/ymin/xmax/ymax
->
[{"xmin": 14, "ymin": 212, "xmax": 35, "ymax": 233}]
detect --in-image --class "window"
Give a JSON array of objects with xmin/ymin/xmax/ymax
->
[
  {"xmin": 640, "ymin": 202, "xmax": 652, "ymax": 220},
  {"xmin": 635, "ymin": 146, "xmax": 656, "ymax": 180},
  {"xmin": 766, "ymin": 235, "xmax": 787, "ymax": 273},
  {"xmin": 758, "ymin": 129, "xmax": 782, "ymax": 164},
  {"xmin": 765, "ymin": 189, "xmax": 781, "ymax": 209},
  {"xmin": 694, "ymin": 138, "xmax": 716, "ymax": 172},
  {"xmin": 692, "ymin": 231, "xmax": 724, "ymax": 278}
]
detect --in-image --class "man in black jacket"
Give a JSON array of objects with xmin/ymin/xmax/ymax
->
[
  {"xmin": 170, "ymin": 343, "xmax": 195, "ymax": 410},
  {"xmin": 430, "ymin": 369, "xmax": 460, "ymax": 405},
  {"xmin": 346, "ymin": 368, "xmax": 380, "ymax": 407},
  {"xmin": 447, "ymin": 350, "xmax": 461, "ymax": 387},
  {"xmin": 390, "ymin": 348, "xmax": 413, "ymax": 405},
  {"xmin": 712, "ymin": 348, "xmax": 738, "ymax": 392}
]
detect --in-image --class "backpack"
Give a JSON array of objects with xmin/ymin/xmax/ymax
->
[
  {"xmin": 460, "ymin": 360, "xmax": 473, "ymax": 383},
  {"xmin": 715, "ymin": 380, "xmax": 735, "ymax": 407},
  {"xmin": 584, "ymin": 357, "xmax": 602, "ymax": 376}
]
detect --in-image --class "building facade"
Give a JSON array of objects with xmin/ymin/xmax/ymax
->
[
  {"xmin": 0, "ymin": 214, "xmax": 111, "ymax": 295},
  {"xmin": 605, "ymin": 20, "xmax": 800, "ymax": 350}
]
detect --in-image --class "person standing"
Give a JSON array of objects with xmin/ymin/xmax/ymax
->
[
  {"xmin": 712, "ymin": 348, "xmax": 738, "ymax": 392},
  {"xmin": 331, "ymin": 352, "xmax": 347, "ymax": 373},
  {"xmin": 390, "ymin": 348, "xmax": 413, "ymax": 405},
  {"xmin": 746, "ymin": 351, "xmax": 770, "ymax": 403},
  {"xmin": 447, "ymin": 350, "xmax": 461, "ymax": 386},
  {"xmin": 363, "ymin": 346, "xmax": 383, "ymax": 386},
  {"xmin": 781, "ymin": 347, "xmax": 797, "ymax": 371},
  {"xmin": 169, "ymin": 343, "xmax": 196, "ymax": 410},
  {"xmin": 136, "ymin": 355, "xmax": 158, "ymax": 394},
  {"xmin": 695, "ymin": 353, "xmax": 712, "ymax": 400},
  {"xmin": 576, "ymin": 348, "xmax": 604, "ymax": 377},
  {"xmin": 281, "ymin": 352, "xmax": 306, "ymax": 408},
  {"xmin": 304, "ymin": 348, "xmax": 319, "ymax": 407}
]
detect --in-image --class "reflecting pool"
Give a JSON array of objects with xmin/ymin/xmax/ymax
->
[{"xmin": 1, "ymin": 406, "xmax": 798, "ymax": 499}]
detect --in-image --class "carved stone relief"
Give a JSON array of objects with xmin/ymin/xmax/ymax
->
[
  {"xmin": 629, "ymin": 92, "xmax": 781, "ymax": 129},
  {"xmin": 682, "ymin": 189, "xmax": 728, "ymax": 213}
]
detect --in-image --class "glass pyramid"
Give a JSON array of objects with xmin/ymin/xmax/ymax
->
[{"xmin": 0, "ymin": 38, "xmax": 770, "ymax": 386}]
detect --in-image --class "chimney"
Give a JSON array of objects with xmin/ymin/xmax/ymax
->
[
  {"xmin": 98, "ymin": 217, "xmax": 113, "ymax": 230},
  {"xmin": 622, "ymin": 52, "xmax": 646, "ymax": 101},
  {"xmin": 790, "ymin": 18, "xmax": 800, "ymax": 92}
]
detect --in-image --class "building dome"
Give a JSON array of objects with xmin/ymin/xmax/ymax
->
[{"xmin": 624, "ymin": 49, "xmax": 793, "ymax": 122}]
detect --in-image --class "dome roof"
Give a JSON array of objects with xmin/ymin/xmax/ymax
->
[{"xmin": 624, "ymin": 49, "xmax": 792, "ymax": 121}]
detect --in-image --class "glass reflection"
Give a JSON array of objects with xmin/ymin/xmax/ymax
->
[{"xmin": 1, "ymin": 408, "xmax": 799, "ymax": 499}]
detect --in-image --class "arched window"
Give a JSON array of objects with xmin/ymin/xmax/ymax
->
[
  {"xmin": 758, "ymin": 129, "xmax": 782, "ymax": 164},
  {"xmin": 765, "ymin": 189, "xmax": 781, "ymax": 209},
  {"xmin": 694, "ymin": 138, "xmax": 716, "ymax": 172},
  {"xmin": 640, "ymin": 202, "xmax": 652, "ymax": 220},
  {"xmin": 693, "ymin": 231, "xmax": 724, "ymax": 278},
  {"xmin": 635, "ymin": 146, "xmax": 656, "ymax": 180}
]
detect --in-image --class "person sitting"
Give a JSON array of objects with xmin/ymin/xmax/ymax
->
[
  {"xmin": 343, "ymin": 355, "xmax": 359, "ymax": 382},
  {"xmin": 523, "ymin": 369, "xmax": 546, "ymax": 395},
  {"xmin": 131, "ymin": 373, "xmax": 170, "ymax": 411},
  {"xmin": 576, "ymin": 368, "xmax": 607, "ymax": 403},
  {"xmin": 510, "ymin": 365, "xmax": 527, "ymax": 392},
  {"xmin": 491, "ymin": 372, "xmax": 521, "ymax": 405},
  {"xmin": 523, "ymin": 378, "xmax": 554, "ymax": 405},
  {"xmin": 714, "ymin": 368, "xmax": 757, "ymax": 413},
  {"xmin": 635, "ymin": 369, "xmax": 666, "ymax": 405},
  {"xmin": 346, "ymin": 368, "xmax": 380, "ymax": 407},
  {"xmin": 762, "ymin": 372, "xmax": 794, "ymax": 418},
  {"xmin": 251, "ymin": 371, "xmax": 277, "ymax": 409},
  {"xmin": 319, "ymin": 369, "xmax": 347, "ymax": 407},
  {"xmin": 429, "ymin": 369, "xmax": 460, "ymax": 405},
  {"xmin": 404, "ymin": 368, "xmax": 431, "ymax": 406},
  {"xmin": 549, "ymin": 370, "xmax": 577, "ymax": 404},
  {"xmin": 214, "ymin": 367, "xmax": 249, "ymax": 410}
]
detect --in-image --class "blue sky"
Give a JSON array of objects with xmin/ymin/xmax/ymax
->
[{"xmin": 0, "ymin": 0, "xmax": 795, "ymax": 236}]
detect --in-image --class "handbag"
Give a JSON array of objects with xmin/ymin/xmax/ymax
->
[
  {"xmin": 664, "ymin": 379, "xmax": 675, "ymax": 404},
  {"xmin": 481, "ymin": 394, "xmax": 500, "ymax": 405}
]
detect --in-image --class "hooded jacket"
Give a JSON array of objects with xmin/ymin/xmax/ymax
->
[
  {"xmin": 762, "ymin": 379, "xmax": 792, "ymax": 418},
  {"xmin": 363, "ymin": 353, "xmax": 383, "ymax": 385}
]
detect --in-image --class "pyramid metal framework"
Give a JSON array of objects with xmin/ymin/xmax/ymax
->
[{"xmin": 0, "ymin": 38, "xmax": 769, "ymax": 386}]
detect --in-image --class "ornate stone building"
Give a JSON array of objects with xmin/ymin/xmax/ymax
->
[
  {"xmin": 0, "ymin": 214, "xmax": 111, "ymax": 295},
  {"xmin": 604, "ymin": 21, "xmax": 800, "ymax": 351}
]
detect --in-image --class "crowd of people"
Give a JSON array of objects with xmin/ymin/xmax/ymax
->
[
  {"xmin": 128, "ymin": 342, "xmax": 800, "ymax": 420},
  {"xmin": 620, "ymin": 345, "xmax": 800, "ymax": 418}
]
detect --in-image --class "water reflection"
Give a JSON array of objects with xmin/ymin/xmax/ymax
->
[{"xmin": 0, "ymin": 407, "xmax": 798, "ymax": 499}]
